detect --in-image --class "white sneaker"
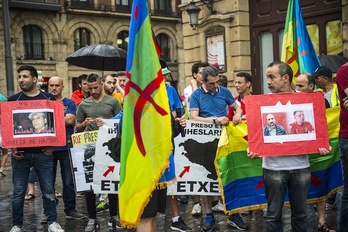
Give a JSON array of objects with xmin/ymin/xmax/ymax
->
[
  {"xmin": 212, "ymin": 201, "xmax": 224, "ymax": 212},
  {"xmin": 48, "ymin": 222, "xmax": 64, "ymax": 232},
  {"xmin": 191, "ymin": 202, "xmax": 202, "ymax": 216},
  {"xmin": 9, "ymin": 226, "xmax": 22, "ymax": 232}
]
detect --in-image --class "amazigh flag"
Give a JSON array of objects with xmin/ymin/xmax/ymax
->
[
  {"xmin": 119, "ymin": 0, "xmax": 173, "ymax": 228},
  {"xmin": 216, "ymin": 107, "xmax": 343, "ymax": 214},
  {"xmin": 281, "ymin": 0, "xmax": 320, "ymax": 80}
]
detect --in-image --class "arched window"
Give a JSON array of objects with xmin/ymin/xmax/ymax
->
[
  {"xmin": 117, "ymin": 31, "xmax": 129, "ymax": 51},
  {"xmin": 23, "ymin": 25, "xmax": 44, "ymax": 59},
  {"xmin": 74, "ymin": 28, "xmax": 91, "ymax": 51},
  {"xmin": 156, "ymin": 33, "xmax": 170, "ymax": 62}
]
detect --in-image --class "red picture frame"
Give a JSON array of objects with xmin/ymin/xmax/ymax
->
[
  {"xmin": 1, "ymin": 100, "xmax": 66, "ymax": 148},
  {"xmin": 244, "ymin": 92, "xmax": 329, "ymax": 156}
]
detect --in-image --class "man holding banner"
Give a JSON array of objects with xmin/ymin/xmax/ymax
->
[
  {"xmin": 190, "ymin": 66, "xmax": 243, "ymax": 231},
  {"xmin": 248, "ymin": 61, "xmax": 330, "ymax": 232},
  {"xmin": 8, "ymin": 65, "xmax": 64, "ymax": 232},
  {"xmin": 75, "ymin": 73, "xmax": 121, "ymax": 232}
]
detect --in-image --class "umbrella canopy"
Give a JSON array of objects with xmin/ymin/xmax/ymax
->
[
  {"xmin": 318, "ymin": 55, "xmax": 348, "ymax": 72},
  {"xmin": 66, "ymin": 44, "xmax": 127, "ymax": 71}
]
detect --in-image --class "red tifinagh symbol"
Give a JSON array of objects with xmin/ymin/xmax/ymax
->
[
  {"xmin": 130, "ymin": 70, "xmax": 169, "ymax": 156},
  {"xmin": 179, "ymin": 166, "xmax": 190, "ymax": 178},
  {"xmin": 103, "ymin": 166, "xmax": 115, "ymax": 177},
  {"xmin": 255, "ymin": 178, "xmax": 264, "ymax": 190},
  {"xmin": 310, "ymin": 173, "xmax": 323, "ymax": 186}
]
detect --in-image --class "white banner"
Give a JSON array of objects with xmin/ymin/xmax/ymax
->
[
  {"xmin": 70, "ymin": 131, "xmax": 98, "ymax": 192},
  {"xmin": 167, "ymin": 120, "xmax": 223, "ymax": 196},
  {"xmin": 93, "ymin": 119, "xmax": 120, "ymax": 194}
]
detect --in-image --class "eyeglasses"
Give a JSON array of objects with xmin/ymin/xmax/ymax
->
[{"xmin": 206, "ymin": 80, "xmax": 219, "ymax": 85}]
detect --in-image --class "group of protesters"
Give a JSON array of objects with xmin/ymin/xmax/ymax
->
[{"xmin": 1, "ymin": 61, "xmax": 348, "ymax": 232}]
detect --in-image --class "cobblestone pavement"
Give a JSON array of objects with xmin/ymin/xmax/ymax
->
[{"xmin": 0, "ymin": 158, "xmax": 339, "ymax": 232}]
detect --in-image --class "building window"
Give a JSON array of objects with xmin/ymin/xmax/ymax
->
[
  {"xmin": 115, "ymin": 0, "xmax": 132, "ymax": 12},
  {"xmin": 23, "ymin": 25, "xmax": 44, "ymax": 60},
  {"xmin": 156, "ymin": 33, "xmax": 170, "ymax": 62},
  {"xmin": 154, "ymin": 0, "xmax": 171, "ymax": 11},
  {"xmin": 117, "ymin": 31, "xmax": 129, "ymax": 51},
  {"xmin": 74, "ymin": 28, "xmax": 91, "ymax": 51}
]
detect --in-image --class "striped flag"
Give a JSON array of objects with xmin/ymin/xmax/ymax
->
[
  {"xmin": 119, "ymin": 0, "xmax": 173, "ymax": 227},
  {"xmin": 216, "ymin": 107, "xmax": 343, "ymax": 214},
  {"xmin": 281, "ymin": 0, "xmax": 320, "ymax": 80}
]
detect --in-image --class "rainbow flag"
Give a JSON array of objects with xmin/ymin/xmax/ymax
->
[
  {"xmin": 281, "ymin": 0, "xmax": 320, "ymax": 80},
  {"xmin": 119, "ymin": 0, "xmax": 173, "ymax": 227},
  {"xmin": 216, "ymin": 107, "xmax": 343, "ymax": 214}
]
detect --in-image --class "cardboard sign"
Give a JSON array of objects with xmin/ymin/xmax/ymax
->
[
  {"xmin": 245, "ymin": 92, "xmax": 329, "ymax": 156},
  {"xmin": 1, "ymin": 100, "xmax": 66, "ymax": 148}
]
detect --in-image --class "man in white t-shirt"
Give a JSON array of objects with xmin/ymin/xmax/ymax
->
[{"xmin": 247, "ymin": 61, "xmax": 330, "ymax": 232}]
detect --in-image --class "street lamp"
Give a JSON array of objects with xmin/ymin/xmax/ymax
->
[
  {"xmin": 186, "ymin": 1, "xmax": 201, "ymax": 29},
  {"xmin": 186, "ymin": 0, "xmax": 217, "ymax": 29}
]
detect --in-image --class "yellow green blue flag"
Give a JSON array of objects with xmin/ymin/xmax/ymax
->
[
  {"xmin": 216, "ymin": 107, "xmax": 343, "ymax": 214},
  {"xmin": 119, "ymin": 0, "xmax": 173, "ymax": 227},
  {"xmin": 281, "ymin": 0, "xmax": 320, "ymax": 80}
]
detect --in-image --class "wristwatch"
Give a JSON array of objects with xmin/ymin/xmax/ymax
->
[{"xmin": 213, "ymin": 116, "xmax": 217, "ymax": 124}]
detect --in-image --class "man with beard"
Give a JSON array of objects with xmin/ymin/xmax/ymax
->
[
  {"xmin": 8, "ymin": 65, "xmax": 64, "ymax": 232},
  {"xmin": 76, "ymin": 73, "xmax": 121, "ymax": 232},
  {"xmin": 102, "ymin": 74, "xmax": 123, "ymax": 106},
  {"xmin": 263, "ymin": 113, "xmax": 287, "ymax": 136}
]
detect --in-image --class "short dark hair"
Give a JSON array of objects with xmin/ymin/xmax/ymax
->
[
  {"xmin": 201, "ymin": 66, "xmax": 219, "ymax": 82},
  {"xmin": 293, "ymin": 110, "xmax": 304, "ymax": 116},
  {"xmin": 268, "ymin": 61, "xmax": 293, "ymax": 83},
  {"xmin": 102, "ymin": 74, "xmax": 116, "ymax": 82},
  {"xmin": 191, "ymin": 61, "xmax": 209, "ymax": 77},
  {"xmin": 236, "ymin": 72, "xmax": 252, "ymax": 85},
  {"xmin": 87, "ymin": 73, "xmax": 101, "ymax": 83},
  {"xmin": 115, "ymin": 71, "xmax": 126, "ymax": 77},
  {"xmin": 77, "ymin": 74, "xmax": 88, "ymax": 85},
  {"xmin": 17, "ymin": 65, "xmax": 38, "ymax": 78},
  {"xmin": 218, "ymin": 75, "xmax": 228, "ymax": 87},
  {"xmin": 303, "ymin": 73, "xmax": 315, "ymax": 86}
]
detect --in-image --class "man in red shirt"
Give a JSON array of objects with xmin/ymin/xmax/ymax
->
[{"xmin": 288, "ymin": 110, "xmax": 314, "ymax": 134}]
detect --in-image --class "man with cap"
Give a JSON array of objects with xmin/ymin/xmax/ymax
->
[
  {"xmin": 312, "ymin": 66, "xmax": 339, "ymax": 107},
  {"xmin": 162, "ymin": 67, "xmax": 172, "ymax": 85},
  {"xmin": 29, "ymin": 112, "xmax": 48, "ymax": 133}
]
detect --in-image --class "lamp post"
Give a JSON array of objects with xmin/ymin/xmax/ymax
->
[{"xmin": 186, "ymin": 1, "xmax": 201, "ymax": 29}]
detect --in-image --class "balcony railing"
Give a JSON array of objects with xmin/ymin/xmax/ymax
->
[{"xmin": 10, "ymin": 0, "xmax": 62, "ymax": 11}]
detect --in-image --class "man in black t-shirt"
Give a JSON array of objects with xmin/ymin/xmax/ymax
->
[{"xmin": 8, "ymin": 65, "xmax": 64, "ymax": 232}]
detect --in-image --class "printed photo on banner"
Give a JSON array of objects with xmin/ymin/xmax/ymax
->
[
  {"xmin": 70, "ymin": 130, "xmax": 98, "ymax": 192},
  {"xmin": 261, "ymin": 103, "xmax": 316, "ymax": 143},
  {"xmin": 167, "ymin": 120, "xmax": 223, "ymax": 196},
  {"xmin": 245, "ymin": 92, "xmax": 329, "ymax": 157},
  {"xmin": 13, "ymin": 110, "xmax": 55, "ymax": 137},
  {"xmin": 0, "ymin": 100, "xmax": 66, "ymax": 148}
]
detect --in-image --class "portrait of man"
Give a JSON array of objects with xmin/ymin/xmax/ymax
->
[
  {"xmin": 27, "ymin": 112, "xmax": 55, "ymax": 134},
  {"xmin": 289, "ymin": 110, "xmax": 315, "ymax": 134},
  {"xmin": 263, "ymin": 113, "xmax": 287, "ymax": 136}
]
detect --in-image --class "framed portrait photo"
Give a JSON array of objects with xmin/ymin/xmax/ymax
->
[
  {"xmin": 244, "ymin": 92, "xmax": 329, "ymax": 156},
  {"xmin": 1, "ymin": 100, "xmax": 66, "ymax": 148}
]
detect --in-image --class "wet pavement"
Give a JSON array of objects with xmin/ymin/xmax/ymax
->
[{"xmin": 0, "ymin": 155, "xmax": 339, "ymax": 232}]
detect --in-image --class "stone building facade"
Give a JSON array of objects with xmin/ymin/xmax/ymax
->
[{"xmin": 0, "ymin": 0, "xmax": 347, "ymax": 97}]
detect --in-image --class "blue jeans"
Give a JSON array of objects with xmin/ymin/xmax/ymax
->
[
  {"xmin": 263, "ymin": 168, "xmax": 310, "ymax": 232},
  {"xmin": 339, "ymin": 138, "xmax": 348, "ymax": 232},
  {"xmin": 53, "ymin": 150, "xmax": 76, "ymax": 215},
  {"xmin": 12, "ymin": 152, "xmax": 58, "ymax": 227}
]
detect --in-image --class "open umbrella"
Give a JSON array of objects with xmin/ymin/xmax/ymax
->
[
  {"xmin": 66, "ymin": 44, "xmax": 127, "ymax": 71},
  {"xmin": 318, "ymin": 55, "xmax": 348, "ymax": 72}
]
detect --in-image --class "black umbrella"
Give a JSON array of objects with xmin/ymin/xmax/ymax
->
[
  {"xmin": 66, "ymin": 44, "xmax": 127, "ymax": 71},
  {"xmin": 318, "ymin": 55, "xmax": 348, "ymax": 72}
]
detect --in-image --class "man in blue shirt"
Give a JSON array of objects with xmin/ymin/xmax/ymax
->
[
  {"xmin": 48, "ymin": 76, "xmax": 85, "ymax": 220},
  {"xmin": 190, "ymin": 66, "xmax": 243, "ymax": 231}
]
